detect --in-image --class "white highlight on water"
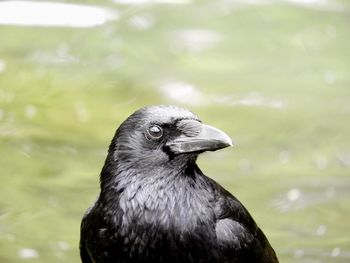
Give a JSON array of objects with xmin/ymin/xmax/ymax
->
[
  {"xmin": 315, "ymin": 224, "xmax": 327, "ymax": 236},
  {"xmin": 331, "ymin": 247, "xmax": 341, "ymax": 257},
  {"xmin": 0, "ymin": 59, "xmax": 6, "ymax": 73},
  {"xmin": 219, "ymin": 0, "xmax": 344, "ymax": 12},
  {"xmin": 159, "ymin": 81, "xmax": 204, "ymax": 105},
  {"xmin": 128, "ymin": 15, "xmax": 155, "ymax": 30},
  {"xmin": 284, "ymin": 0, "xmax": 344, "ymax": 11},
  {"xmin": 279, "ymin": 150, "xmax": 291, "ymax": 164},
  {"xmin": 18, "ymin": 248, "xmax": 39, "ymax": 259},
  {"xmin": 215, "ymin": 92, "xmax": 286, "ymax": 109},
  {"xmin": 294, "ymin": 249, "xmax": 304, "ymax": 259},
  {"xmin": 114, "ymin": 0, "xmax": 191, "ymax": 5},
  {"xmin": 287, "ymin": 188, "xmax": 301, "ymax": 202},
  {"xmin": 171, "ymin": 29, "xmax": 222, "ymax": 53},
  {"xmin": 25, "ymin": 105, "xmax": 37, "ymax": 119},
  {"xmin": 0, "ymin": 1, "xmax": 118, "ymax": 28},
  {"xmin": 75, "ymin": 101, "xmax": 90, "ymax": 123}
]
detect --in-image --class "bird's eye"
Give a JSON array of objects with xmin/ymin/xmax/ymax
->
[{"xmin": 146, "ymin": 125, "xmax": 163, "ymax": 140}]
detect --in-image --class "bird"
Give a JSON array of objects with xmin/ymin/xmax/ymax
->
[{"xmin": 80, "ymin": 105, "xmax": 278, "ymax": 263}]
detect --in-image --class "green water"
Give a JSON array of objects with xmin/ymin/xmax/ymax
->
[{"xmin": 1, "ymin": 1, "xmax": 350, "ymax": 262}]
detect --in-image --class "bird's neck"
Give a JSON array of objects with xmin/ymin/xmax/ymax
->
[
  {"xmin": 99, "ymin": 161, "xmax": 212, "ymax": 229},
  {"xmin": 99, "ymin": 154, "xmax": 199, "ymax": 193},
  {"xmin": 101, "ymin": 160, "xmax": 200, "ymax": 194}
]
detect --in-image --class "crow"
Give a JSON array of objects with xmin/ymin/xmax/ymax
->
[{"xmin": 80, "ymin": 105, "xmax": 278, "ymax": 263}]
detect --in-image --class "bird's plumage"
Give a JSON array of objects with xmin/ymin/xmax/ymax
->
[{"xmin": 80, "ymin": 105, "xmax": 278, "ymax": 263}]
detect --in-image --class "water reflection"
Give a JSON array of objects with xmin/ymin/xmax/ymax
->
[
  {"xmin": 0, "ymin": 1, "xmax": 118, "ymax": 27},
  {"xmin": 128, "ymin": 15, "xmax": 155, "ymax": 30},
  {"xmin": 284, "ymin": 0, "xmax": 344, "ymax": 11},
  {"xmin": 218, "ymin": 0, "xmax": 344, "ymax": 12},
  {"xmin": 113, "ymin": 0, "xmax": 191, "ymax": 5},
  {"xmin": 291, "ymin": 247, "xmax": 350, "ymax": 261},
  {"xmin": 0, "ymin": 59, "xmax": 6, "ymax": 73},
  {"xmin": 18, "ymin": 248, "xmax": 39, "ymax": 259},
  {"xmin": 171, "ymin": 29, "xmax": 223, "ymax": 53},
  {"xmin": 272, "ymin": 181, "xmax": 350, "ymax": 213},
  {"xmin": 214, "ymin": 92, "xmax": 286, "ymax": 109},
  {"xmin": 28, "ymin": 44, "xmax": 79, "ymax": 65},
  {"xmin": 159, "ymin": 81, "xmax": 204, "ymax": 105}
]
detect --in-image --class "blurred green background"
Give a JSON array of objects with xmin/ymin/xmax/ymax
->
[{"xmin": 0, "ymin": 0, "xmax": 349, "ymax": 262}]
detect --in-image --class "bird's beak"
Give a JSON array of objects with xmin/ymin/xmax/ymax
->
[{"xmin": 166, "ymin": 122, "xmax": 233, "ymax": 155}]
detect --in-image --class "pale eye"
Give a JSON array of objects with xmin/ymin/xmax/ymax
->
[{"xmin": 146, "ymin": 125, "xmax": 163, "ymax": 140}]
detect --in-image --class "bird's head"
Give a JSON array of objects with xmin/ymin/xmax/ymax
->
[{"xmin": 105, "ymin": 105, "xmax": 232, "ymax": 173}]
